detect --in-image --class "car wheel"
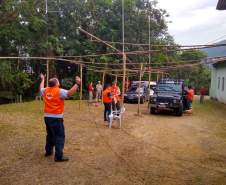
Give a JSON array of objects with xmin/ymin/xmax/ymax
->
[
  {"xmin": 176, "ymin": 103, "xmax": 183, "ymax": 117},
  {"xmin": 140, "ymin": 98, "xmax": 144, "ymax": 104}
]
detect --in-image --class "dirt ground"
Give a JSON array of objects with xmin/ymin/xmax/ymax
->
[{"xmin": 1, "ymin": 98, "xmax": 226, "ymax": 185}]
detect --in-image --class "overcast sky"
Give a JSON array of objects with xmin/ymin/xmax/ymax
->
[{"xmin": 157, "ymin": 0, "xmax": 226, "ymax": 45}]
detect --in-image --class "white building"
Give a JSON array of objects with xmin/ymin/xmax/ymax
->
[
  {"xmin": 210, "ymin": 60, "xmax": 226, "ymax": 103},
  {"xmin": 209, "ymin": 1, "xmax": 226, "ymax": 103}
]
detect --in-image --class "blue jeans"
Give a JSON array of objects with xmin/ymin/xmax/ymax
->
[
  {"xmin": 187, "ymin": 101, "xmax": 193, "ymax": 109},
  {"xmin": 44, "ymin": 117, "xmax": 65, "ymax": 159},
  {"xmin": 104, "ymin": 103, "xmax": 112, "ymax": 121}
]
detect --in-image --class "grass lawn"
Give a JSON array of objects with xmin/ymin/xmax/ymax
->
[{"xmin": 1, "ymin": 99, "xmax": 226, "ymax": 185}]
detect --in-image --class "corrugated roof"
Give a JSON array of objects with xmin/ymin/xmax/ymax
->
[
  {"xmin": 217, "ymin": 0, "xmax": 226, "ymax": 10},
  {"xmin": 212, "ymin": 57, "xmax": 226, "ymax": 67}
]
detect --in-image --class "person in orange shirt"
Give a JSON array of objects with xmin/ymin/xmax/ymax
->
[
  {"xmin": 186, "ymin": 85, "xmax": 194, "ymax": 110},
  {"xmin": 111, "ymin": 81, "xmax": 121, "ymax": 112},
  {"xmin": 103, "ymin": 84, "xmax": 113, "ymax": 122},
  {"xmin": 39, "ymin": 74, "xmax": 80, "ymax": 162}
]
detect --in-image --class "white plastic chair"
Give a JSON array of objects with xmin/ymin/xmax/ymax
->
[{"xmin": 108, "ymin": 107, "xmax": 125, "ymax": 129}]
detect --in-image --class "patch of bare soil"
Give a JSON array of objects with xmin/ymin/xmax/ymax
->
[{"xmin": 1, "ymin": 100, "xmax": 226, "ymax": 185}]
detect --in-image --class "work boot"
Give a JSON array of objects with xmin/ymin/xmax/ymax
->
[
  {"xmin": 54, "ymin": 156, "xmax": 69, "ymax": 162},
  {"xmin": 45, "ymin": 152, "xmax": 53, "ymax": 157}
]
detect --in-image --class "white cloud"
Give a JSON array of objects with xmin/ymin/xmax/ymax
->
[{"xmin": 157, "ymin": 0, "xmax": 226, "ymax": 45}]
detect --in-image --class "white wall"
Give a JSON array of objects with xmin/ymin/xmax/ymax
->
[
  {"xmin": 210, "ymin": 64, "xmax": 226, "ymax": 103},
  {"xmin": 210, "ymin": 67, "xmax": 217, "ymax": 98}
]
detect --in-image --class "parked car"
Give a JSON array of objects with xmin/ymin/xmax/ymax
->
[
  {"xmin": 149, "ymin": 79, "xmax": 184, "ymax": 116},
  {"xmin": 149, "ymin": 81, "xmax": 157, "ymax": 97},
  {"xmin": 124, "ymin": 84, "xmax": 149, "ymax": 104}
]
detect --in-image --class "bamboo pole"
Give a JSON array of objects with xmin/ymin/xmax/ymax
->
[
  {"xmin": 126, "ymin": 74, "xmax": 129, "ymax": 92},
  {"xmin": 121, "ymin": 0, "xmax": 126, "ymax": 107},
  {"xmin": 102, "ymin": 71, "xmax": 105, "ymax": 104},
  {"xmin": 137, "ymin": 63, "xmax": 143, "ymax": 115},
  {"xmin": 115, "ymin": 74, "xmax": 118, "ymax": 84},
  {"xmin": 121, "ymin": 53, "xmax": 126, "ymax": 105},
  {"xmin": 46, "ymin": 60, "xmax": 49, "ymax": 86},
  {"xmin": 148, "ymin": 15, "xmax": 151, "ymax": 92},
  {"xmin": 157, "ymin": 71, "xmax": 159, "ymax": 82},
  {"xmin": 79, "ymin": 64, "xmax": 83, "ymax": 110}
]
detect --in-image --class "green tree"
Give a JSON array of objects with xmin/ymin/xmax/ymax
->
[{"xmin": 170, "ymin": 50, "xmax": 210, "ymax": 93}]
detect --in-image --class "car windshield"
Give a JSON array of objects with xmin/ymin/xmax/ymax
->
[
  {"xmin": 156, "ymin": 83, "xmax": 181, "ymax": 93},
  {"xmin": 128, "ymin": 86, "xmax": 144, "ymax": 93}
]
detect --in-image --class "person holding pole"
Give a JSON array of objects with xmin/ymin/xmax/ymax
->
[{"xmin": 39, "ymin": 74, "xmax": 81, "ymax": 162}]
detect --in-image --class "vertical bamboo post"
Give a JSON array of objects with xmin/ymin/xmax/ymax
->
[
  {"xmin": 121, "ymin": 0, "xmax": 126, "ymax": 107},
  {"xmin": 161, "ymin": 72, "xmax": 164, "ymax": 80},
  {"xmin": 102, "ymin": 71, "xmax": 105, "ymax": 104},
  {"xmin": 115, "ymin": 74, "xmax": 118, "ymax": 84},
  {"xmin": 148, "ymin": 15, "xmax": 151, "ymax": 93},
  {"xmin": 157, "ymin": 71, "xmax": 159, "ymax": 82},
  {"xmin": 46, "ymin": 60, "xmax": 49, "ymax": 86},
  {"xmin": 126, "ymin": 74, "xmax": 129, "ymax": 92},
  {"xmin": 137, "ymin": 63, "xmax": 143, "ymax": 115},
  {"xmin": 148, "ymin": 68, "xmax": 152, "ymax": 109},
  {"xmin": 79, "ymin": 64, "xmax": 83, "ymax": 110},
  {"xmin": 121, "ymin": 53, "xmax": 126, "ymax": 105}
]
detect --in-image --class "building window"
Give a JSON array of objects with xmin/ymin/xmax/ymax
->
[
  {"xmin": 218, "ymin": 77, "xmax": 221, "ymax": 89},
  {"xmin": 222, "ymin": 77, "xmax": 225, "ymax": 91}
]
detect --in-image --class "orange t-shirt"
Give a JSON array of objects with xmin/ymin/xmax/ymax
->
[
  {"xmin": 43, "ymin": 87, "xmax": 64, "ymax": 114},
  {"xmin": 187, "ymin": 89, "xmax": 194, "ymax": 101},
  {"xmin": 103, "ymin": 88, "xmax": 112, "ymax": 103},
  {"xmin": 111, "ymin": 85, "xmax": 120, "ymax": 101}
]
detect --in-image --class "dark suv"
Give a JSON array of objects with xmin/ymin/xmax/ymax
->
[{"xmin": 149, "ymin": 79, "xmax": 184, "ymax": 116}]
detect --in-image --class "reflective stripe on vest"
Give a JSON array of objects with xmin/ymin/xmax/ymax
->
[{"xmin": 43, "ymin": 87, "xmax": 64, "ymax": 114}]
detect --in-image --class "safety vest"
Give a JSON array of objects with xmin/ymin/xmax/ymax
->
[
  {"xmin": 103, "ymin": 88, "xmax": 112, "ymax": 103},
  {"xmin": 43, "ymin": 87, "xmax": 64, "ymax": 114},
  {"xmin": 111, "ymin": 85, "xmax": 120, "ymax": 101},
  {"xmin": 187, "ymin": 89, "xmax": 194, "ymax": 101}
]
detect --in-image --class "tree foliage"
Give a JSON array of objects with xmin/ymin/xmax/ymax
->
[
  {"xmin": 170, "ymin": 50, "xmax": 211, "ymax": 93},
  {"xmin": 0, "ymin": 0, "xmax": 211, "ymax": 101}
]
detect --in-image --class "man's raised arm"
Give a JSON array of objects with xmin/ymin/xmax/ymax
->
[
  {"xmin": 39, "ymin": 74, "xmax": 45, "ymax": 91},
  {"xmin": 67, "ymin": 76, "xmax": 81, "ymax": 97}
]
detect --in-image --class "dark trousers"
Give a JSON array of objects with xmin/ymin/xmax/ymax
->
[
  {"xmin": 112, "ymin": 101, "xmax": 120, "ymax": 111},
  {"xmin": 104, "ymin": 103, "xmax": 112, "ymax": 121},
  {"xmin": 200, "ymin": 95, "xmax": 204, "ymax": 104},
  {"xmin": 44, "ymin": 117, "xmax": 65, "ymax": 159}
]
